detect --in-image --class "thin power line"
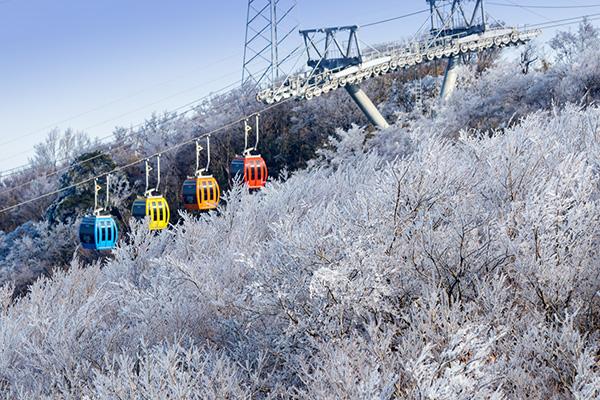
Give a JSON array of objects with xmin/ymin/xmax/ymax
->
[
  {"xmin": 361, "ymin": 9, "xmax": 429, "ymax": 28},
  {"xmin": 0, "ymin": 79, "xmax": 242, "ymax": 197},
  {"xmin": 530, "ymin": 14, "xmax": 600, "ymax": 30},
  {"xmin": 0, "ymin": 70, "xmax": 241, "ymax": 175},
  {"xmin": 4, "ymin": 5, "xmax": 600, "ymax": 200},
  {"xmin": 0, "ymin": 69, "xmax": 240, "ymax": 164},
  {"xmin": 0, "ymin": 53, "xmax": 240, "ymax": 148},
  {"xmin": 502, "ymin": 0, "xmax": 552, "ymax": 21},
  {"xmin": 524, "ymin": 12, "xmax": 600, "ymax": 28},
  {"xmin": 357, "ymin": 4, "xmax": 600, "ymax": 32},
  {"xmin": 5, "ymin": 5, "xmax": 596, "ymax": 174},
  {"xmin": 489, "ymin": 2, "xmax": 600, "ymax": 9}
]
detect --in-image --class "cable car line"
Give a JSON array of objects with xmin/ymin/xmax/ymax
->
[
  {"xmin": 532, "ymin": 15, "xmax": 600, "ymax": 30},
  {"xmin": 0, "ymin": 96, "xmax": 293, "ymax": 215},
  {"xmin": 0, "ymin": 74, "xmax": 240, "ymax": 175},
  {"xmin": 356, "ymin": 6, "xmax": 600, "ymax": 32},
  {"xmin": 2, "ymin": 70, "xmax": 238, "ymax": 163},
  {"xmin": 3, "ymin": 6, "xmax": 600, "ymax": 218},
  {"xmin": 501, "ymin": 0, "xmax": 552, "ymax": 21},
  {"xmin": 79, "ymin": 70, "xmax": 240, "ymax": 135},
  {"xmin": 488, "ymin": 2, "xmax": 600, "ymax": 9},
  {"xmin": 523, "ymin": 12, "xmax": 600, "ymax": 29},
  {"xmin": 361, "ymin": 9, "xmax": 429, "ymax": 28},
  {"xmin": 4, "ymin": 9, "xmax": 599, "ymax": 181}
]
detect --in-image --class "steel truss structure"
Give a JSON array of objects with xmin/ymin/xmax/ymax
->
[
  {"xmin": 242, "ymin": 0, "xmax": 298, "ymax": 88},
  {"xmin": 253, "ymin": 0, "xmax": 541, "ymax": 128},
  {"xmin": 258, "ymin": 28, "xmax": 539, "ymax": 101}
]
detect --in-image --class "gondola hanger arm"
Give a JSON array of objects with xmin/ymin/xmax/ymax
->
[
  {"xmin": 243, "ymin": 114, "xmax": 260, "ymax": 156},
  {"xmin": 194, "ymin": 136, "xmax": 211, "ymax": 177}
]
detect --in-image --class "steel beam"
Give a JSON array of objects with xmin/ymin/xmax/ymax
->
[
  {"xmin": 242, "ymin": 0, "xmax": 298, "ymax": 88},
  {"xmin": 440, "ymin": 56, "xmax": 459, "ymax": 101},
  {"xmin": 257, "ymin": 28, "xmax": 540, "ymax": 104},
  {"xmin": 345, "ymin": 84, "xmax": 389, "ymax": 129}
]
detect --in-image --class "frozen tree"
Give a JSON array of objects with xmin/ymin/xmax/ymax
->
[
  {"xmin": 520, "ymin": 42, "xmax": 539, "ymax": 74},
  {"xmin": 0, "ymin": 102, "xmax": 600, "ymax": 398},
  {"xmin": 550, "ymin": 18, "xmax": 599, "ymax": 64}
]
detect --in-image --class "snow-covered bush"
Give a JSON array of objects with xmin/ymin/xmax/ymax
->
[
  {"xmin": 0, "ymin": 220, "xmax": 77, "ymax": 294},
  {"xmin": 1, "ymin": 102, "xmax": 600, "ymax": 398}
]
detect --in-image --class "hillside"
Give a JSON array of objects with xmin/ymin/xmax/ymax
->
[
  {"xmin": 1, "ymin": 23, "xmax": 600, "ymax": 399},
  {"xmin": 1, "ymin": 102, "xmax": 600, "ymax": 398}
]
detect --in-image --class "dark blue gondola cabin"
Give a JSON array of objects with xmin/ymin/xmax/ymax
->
[{"xmin": 79, "ymin": 215, "xmax": 118, "ymax": 250}]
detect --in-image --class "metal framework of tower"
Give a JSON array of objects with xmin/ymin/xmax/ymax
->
[
  {"xmin": 429, "ymin": 0, "xmax": 486, "ymax": 37},
  {"xmin": 254, "ymin": 0, "xmax": 541, "ymax": 129},
  {"xmin": 429, "ymin": 0, "xmax": 486, "ymax": 100},
  {"xmin": 242, "ymin": 0, "xmax": 298, "ymax": 89}
]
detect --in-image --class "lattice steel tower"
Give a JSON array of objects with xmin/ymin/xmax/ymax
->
[
  {"xmin": 254, "ymin": 0, "xmax": 539, "ymax": 128},
  {"xmin": 427, "ymin": 0, "xmax": 487, "ymax": 100},
  {"xmin": 428, "ymin": 0, "xmax": 486, "ymax": 36},
  {"xmin": 242, "ymin": 0, "xmax": 298, "ymax": 88}
]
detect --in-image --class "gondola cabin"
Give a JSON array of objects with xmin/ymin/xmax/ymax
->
[
  {"xmin": 79, "ymin": 215, "xmax": 118, "ymax": 250},
  {"xmin": 182, "ymin": 177, "xmax": 220, "ymax": 211},
  {"xmin": 132, "ymin": 195, "xmax": 170, "ymax": 231},
  {"xmin": 231, "ymin": 155, "xmax": 268, "ymax": 189}
]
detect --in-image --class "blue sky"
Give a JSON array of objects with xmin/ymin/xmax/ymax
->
[{"xmin": 0, "ymin": 0, "xmax": 596, "ymax": 172}]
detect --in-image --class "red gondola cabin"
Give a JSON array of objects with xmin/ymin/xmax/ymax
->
[{"xmin": 230, "ymin": 155, "xmax": 268, "ymax": 189}]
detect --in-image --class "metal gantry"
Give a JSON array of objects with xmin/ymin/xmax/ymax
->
[
  {"xmin": 428, "ymin": 0, "xmax": 486, "ymax": 37},
  {"xmin": 298, "ymin": 26, "xmax": 389, "ymax": 128},
  {"xmin": 242, "ymin": 0, "xmax": 299, "ymax": 88},
  {"xmin": 428, "ymin": 0, "xmax": 486, "ymax": 100},
  {"xmin": 255, "ymin": 0, "xmax": 541, "ymax": 129}
]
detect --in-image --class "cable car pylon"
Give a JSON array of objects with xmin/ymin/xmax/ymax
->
[{"xmin": 255, "ymin": 0, "xmax": 540, "ymax": 125}]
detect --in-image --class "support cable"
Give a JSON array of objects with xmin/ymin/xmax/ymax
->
[
  {"xmin": 0, "ymin": 69, "xmax": 240, "ymax": 165},
  {"xmin": 524, "ymin": 12, "xmax": 600, "ymax": 28},
  {"xmin": 488, "ymin": 2, "xmax": 600, "ymax": 9},
  {"xmin": 361, "ymin": 9, "xmax": 429, "ymax": 28},
  {"xmin": 502, "ymin": 0, "xmax": 552, "ymax": 21},
  {"xmin": 0, "ymin": 97, "xmax": 295, "ymax": 215},
  {"xmin": 4, "ymin": 4, "xmax": 600, "ymax": 194},
  {"xmin": 530, "ymin": 15, "xmax": 600, "ymax": 30}
]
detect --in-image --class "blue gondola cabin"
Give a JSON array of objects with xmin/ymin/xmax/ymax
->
[{"xmin": 79, "ymin": 215, "xmax": 118, "ymax": 250}]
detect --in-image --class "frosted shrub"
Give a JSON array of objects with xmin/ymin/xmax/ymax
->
[{"xmin": 2, "ymin": 100, "xmax": 600, "ymax": 398}]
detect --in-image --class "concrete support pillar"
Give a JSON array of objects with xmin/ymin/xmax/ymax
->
[
  {"xmin": 440, "ymin": 56, "xmax": 460, "ymax": 101},
  {"xmin": 345, "ymin": 84, "xmax": 390, "ymax": 129}
]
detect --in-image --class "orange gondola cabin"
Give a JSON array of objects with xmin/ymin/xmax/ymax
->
[
  {"xmin": 182, "ymin": 136, "xmax": 221, "ymax": 211},
  {"xmin": 230, "ymin": 114, "xmax": 268, "ymax": 189},
  {"xmin": 182, "ymin": 176, "xmax": 220, "ymax": 211}
]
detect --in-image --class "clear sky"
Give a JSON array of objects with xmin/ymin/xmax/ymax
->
[{"xmin": 0, "ymin": 0, "xmax": 596, "ymax": 172}]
